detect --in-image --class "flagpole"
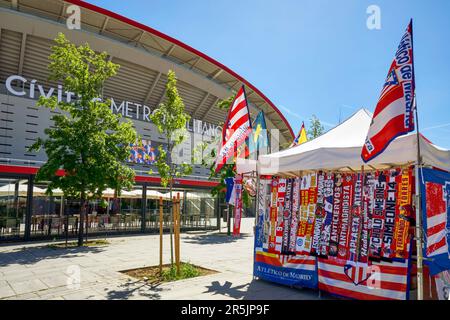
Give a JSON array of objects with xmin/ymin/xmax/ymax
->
[
  {"xmin": 413, "ymin": 95, "xmax": 424, "ymax": 300},
  {"xmin": 409, "ymin": 18, "xmax": 424, "ymax": 301}
]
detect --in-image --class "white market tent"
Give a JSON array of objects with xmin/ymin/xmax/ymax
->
[{"xmin": 257, "ymin": 109, "xmax": 450, "ymax": 176}]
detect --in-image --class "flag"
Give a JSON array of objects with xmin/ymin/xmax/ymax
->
[
  {"xmin": 215, "ymin": 86, "xmax": 252, "ymax": 172},
  {"xmin": 233, "ymin": 174, "xmax": 243, "ymax": 236},
  {"xmin": 290, "ymin": 122, "xmax": 308, "ymax": 147},
  {"xmin": 225, "ymin": 177, "xmax": 236, "ymax": 205},
  {"xmin": 420, "ymin": 167, "xmax": 450, "ymax": 276},
  {"xmin": 362, "ymin": 20, "xmax": 415, "ymax": 162},
  {"xmin": 249, "ymin": 111, "xmax": 269, "ymax": 155},
  {"xmin": 318, "ymin": 252, "xmax": 411, "ymax": 300}
]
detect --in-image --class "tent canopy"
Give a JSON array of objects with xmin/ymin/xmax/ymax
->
[{"xmin": 258, "ymin": 109, "xmax": 450, "ymax": 176}]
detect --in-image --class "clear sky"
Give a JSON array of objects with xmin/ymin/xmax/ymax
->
[{"xmin": 87, "ymin": 0, "xmax": 450, "ymax": 148}]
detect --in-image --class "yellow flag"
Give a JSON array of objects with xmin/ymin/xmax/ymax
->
[{"xmin": 290, "ymin": 122, "xmax": 308, "ymax": 147}]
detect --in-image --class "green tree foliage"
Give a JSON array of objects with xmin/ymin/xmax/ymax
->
[
  {"xmin": 150, "ymin": 70, "xmax": 193, "ymax": 188},
  {"xmin": 29, "ymin": 33, "xmax": 137, "ymax": 246},
  {"xmin": 307, "ymin": 114, "xmax": 325, "ymax": 139}
]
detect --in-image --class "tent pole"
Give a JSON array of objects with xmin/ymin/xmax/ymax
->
[{"xmin": 413, "ymin": 95, "xmax": 424, "ymax": 300}]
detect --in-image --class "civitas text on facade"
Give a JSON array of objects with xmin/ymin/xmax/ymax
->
[{"xmin": 4, "ymin": 74, "xmax": 221, "ymax": 137}]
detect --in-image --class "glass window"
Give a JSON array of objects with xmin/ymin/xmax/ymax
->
[
  {"xmin": 0, "ymin": 178, "xmax": 27, "ymax": 239},
  {"xmin": 31, "ymin": 183, "xmax": 64, "ymax": 237}
]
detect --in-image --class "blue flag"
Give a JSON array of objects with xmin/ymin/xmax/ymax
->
[
  {"xmin": 225, "ymin": 177, "xmax": 236, "ymax": 205},
  {"xmin": 249, "ymin": 111, "xmax": 269, "ymax": 156}
]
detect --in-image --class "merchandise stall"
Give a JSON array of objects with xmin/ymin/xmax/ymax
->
[{"xmin": 251, "ymin": 109, "xmax": 450, "ymax": 300}]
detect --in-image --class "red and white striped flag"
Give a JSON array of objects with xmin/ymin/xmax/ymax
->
[
  {"xmin": 362, "ymin": 20, "xmax": 415, "ymax": 162},
  {"xmin": 425, "ymin": 182, "xmax": 449, "ymax": 257},
  {"xmin": 215, "ymin": 86, "xmax": 252, "ymax": 172},
  {"xmin": 318, "ymin": 253, "xmax": 410, "ymax": 300}
]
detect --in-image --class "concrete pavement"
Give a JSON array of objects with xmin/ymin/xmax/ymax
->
[{"xmin": 0, "ymin": 218, "xmax": 322, "ymax": 300}]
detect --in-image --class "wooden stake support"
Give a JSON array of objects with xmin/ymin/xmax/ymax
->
[{"xmin": 159, "ymin": 196, "xmax": 163, "ymax": 274}]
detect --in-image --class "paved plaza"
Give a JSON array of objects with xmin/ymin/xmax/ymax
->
[{"xmin": 0, "ymin": 218, "xmax": 322, "ymax": 300}]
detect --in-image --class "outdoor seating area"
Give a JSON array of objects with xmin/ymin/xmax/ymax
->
[{"xmin": 0, "ymin": 180, "xmax": 220, "ymax": 241}]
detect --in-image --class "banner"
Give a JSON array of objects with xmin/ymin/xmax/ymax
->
[
  {"xmin": 338, "ymin": 174, "xmax": 354, "ymax": 260},
  {"xmin": 420, "ymin": 167, "xmax": 450, "ymax": 275},
  {"xmin": 233, "ymin": 174, "xmax": 243, "ymax": 236},
  {"xmin": 268, "ymin": 178, "xmax": 279, "ymax": 254},
  {"xmin": 256, "ymin": 177, "xmax": 271, "ymax": 250},
  {"xmin": 369, "ymin": 171, "xmax": 388, "ymax": 260},
  {"xmin": 319, "ymin": 172, "xmax": 334, "ymax": 257},
  {"xmin": 254, "ymin": 168, "xmax": 414, "ymax": 299},
  {"xmin": 281, "ymin": 179, "xmax": 293, "ymax": 254},
  {"xmin": 288, "ymin": 178, "xmax": 301, "ymax": 253},
  {"xmin": 318, "ymin": 252, "xmax": 411, "ymax": 300},
  {"xmin": 254, "ymin": 176, "xmax": 317, "ymax": 289},
  {"xmin": 393, "ymin": 168, "xmax": 413, "ymax": 259}
]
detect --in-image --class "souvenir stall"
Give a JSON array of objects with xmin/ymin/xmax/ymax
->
[{"xmin": 249, "ymin": 109, "xmax": 450, "ymax": 300}]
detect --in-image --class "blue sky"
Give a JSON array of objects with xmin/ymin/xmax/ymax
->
[{"xmin": 87, "ymin": 0, "xmax": 450, "ymax": 148}]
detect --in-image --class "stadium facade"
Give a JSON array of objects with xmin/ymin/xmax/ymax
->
[{"xmin": 0, "ymin": 0, "xmax": 293, "ymax": 241}]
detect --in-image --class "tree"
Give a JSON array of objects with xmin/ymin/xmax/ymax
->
[
  {"xmin": 29, "ymin": 33, "xmax": 137, "ymax": 246},
  {"xmin": 150, "ymin": 70, "xmax": 192, "ymax": 266},
  {"xmin": 307, "ymin": 114, "xmax": 325, "ymax": 139}
]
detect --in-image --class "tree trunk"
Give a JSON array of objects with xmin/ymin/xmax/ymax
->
[{"xmin": 78, "ymin": 196, "xmax": 87, "ymax": 247}]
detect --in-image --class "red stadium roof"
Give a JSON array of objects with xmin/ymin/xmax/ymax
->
[{"xmin": 65, "ymin": 0, "xmax": 294, "ymax": 139}]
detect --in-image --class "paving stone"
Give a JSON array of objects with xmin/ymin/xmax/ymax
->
[
  {"xmin": 0, "ymin": 284, "xmax": 15, "ymax": 299},
  {"xmin": 9, "ymin": 279, "xmax": 48, "ymax": 296},
  {"xmin": 0, "ymin": 218, "xmax": 321, "ymax": 300}
]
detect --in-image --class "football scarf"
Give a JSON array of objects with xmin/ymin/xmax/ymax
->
[
  {"xmin": 311, "ymin": 172, "xmax": 326, "ymax": 256},
  {"xmin": 281, "ymin": 179, "xmax": 293, "ymax": 254},
  {"xmin": 274, "ymin": 178, "xmax": 287, "ymax": 254},
  {"xmin": 348, "ymin": 173, "xmax": 364, "ymax": 262},
  {"xmin": 361, "ymin": 172, "xmax": 376, "ymax": 263},
  {"xmin": 233, "ymin": 175, "xmax": 243, "ymax": 236},
  {"xmin": 369, "ymin": 171, "xmax": 388, "ymax": 260},
  {"xmin": 380, "ymin": 169, "xmax": 401, "ymax": 259},
  {"xmin": 268, "ymin": 178, "xmax": 279, "ymax": 254},
  {"xmin": 304, "ymin": 173, "xmax": 318, "ymax": 254},
  {"xmin": 288, "ymin": 177, "xmax": 301, "ymax": 253},
  {"xmin": 257, "ymin": 177, "xmax": 271, "ymax": 251},
  {"xmin": 329, "ymin": 173, "xmax": 344, "ymax": 257},
  {"xmin": 337, "ymin": 174, "xmax": 354, "ymax": 260},
  {"xmin": 296, "ymin": 174, "xmax": 311, "ymax": 255},
  {"xmin": 319, "ymin": 172, "xmax": 335, "ymax": 257},
  {"xmin": 393, "ymin": 168, "xmax": 413, "ymax": 259}
]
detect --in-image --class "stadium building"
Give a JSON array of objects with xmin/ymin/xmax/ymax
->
[{"xmin": 0, "ymin": 0, "xmax": 294, "ymax": 241}]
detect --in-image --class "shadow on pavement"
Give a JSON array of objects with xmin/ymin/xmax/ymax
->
[
  {"xmin": 105, "ymin": 278, "xmax": 166, "ymax": 300},
  {"xmin": 183, "ymin": 233, "xmax": 252, "ymax": 245},
  {"xmin": 203, "ymin": 278, "xmax": 323, "ymax": 300},
  {"xmin": 0, "ymin": 245, "xmax": 105, "ymax": 267}
]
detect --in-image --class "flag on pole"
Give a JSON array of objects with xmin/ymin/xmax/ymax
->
[
  {"xmin": 215, "ymin": 86, "xmax": 252, "ymax": 172},
  {"xmin": 361, "ymin": 20, "xmax": 415, "ymax": 162},
  {"xmin": 225, "ymin": 177, "xmax": 236, "ymax": 205},
  {"xmin": 290, "ymin": 122, "xmax": 308, "ymax": 147},
  {"xmin": 249, "ymin": 111, "xmax": 269, "ymax": 155}
]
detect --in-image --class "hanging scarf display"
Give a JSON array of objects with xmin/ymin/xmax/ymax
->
[
  {"xmin": 281, "ymin": 179, "xmax": 294, "ymax": 254},
  {"xmin": 311, "ymin": 172, "xmax": 325, "ymax": 256},
  {"xmin": 319, "ymin": 172, "xmax": 335, "ymax": 257},
  {"xmin": 380, "ymin": 169, "xmax": 401, "ymax": 259},
  {"xmin": 329, "ymin": 173, "xmax": 343, "ymax": 257},
  {"xmin": 233, "ymin": 174, "xmax": 243, "ymax": 236},
  {"xmin": 288, "ymin": 177, "xmax": 301, "ymax": 253},
  {"xmin": 304, "ymin": 173, "xmax": 318, "ymax": 255},
  {"xmin": 369, "ymin": 171, "xmax": 387, "ymax": 260},
  {"xmin": 348, "ymin": 172, "xmax": 364, "ymax": 262},
  {"xmin": 393, "ymin": 168, "xmax": 413, "ymax": 259},
  {"xmin": 336, "ymin": 173, "xmax": 354, "ymax": 260},
  {"xmin": 296, "ymin": 174, "xmax": 311, "ymax": 255},
  {"xmin": 268, "ymin": 178, "xmax": 279, "ymax": 254}
]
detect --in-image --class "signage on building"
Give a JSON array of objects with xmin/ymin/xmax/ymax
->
[{"xmin": 4, "ymin": 74, "xmax": 222, "ymax": 137}]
